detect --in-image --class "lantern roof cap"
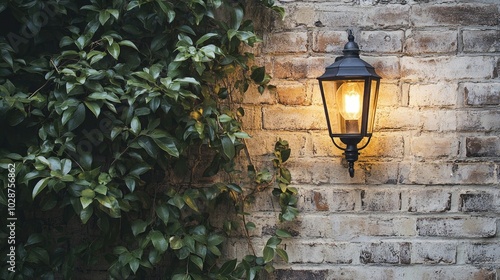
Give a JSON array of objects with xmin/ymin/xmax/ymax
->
[{"xmin": 318, "ymin": 30, "xmax": 381, "ymax": 80}]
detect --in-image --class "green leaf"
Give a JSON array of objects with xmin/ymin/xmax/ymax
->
[
  {"xmin": 138, "ymin": 137, "xmax": 157, "ymax": 158},
  {"xmin": 169, "ymin": 236, "xmax": 183, "ymax": 250},
  {"xmin": 32, "ymin": 178, "xmax": 50, "ymax": 199},
  {"xmin": 107, "ymin": 42, "xmax": 120, "ymax": 60},
  {"xmin": 245, "ymin": 222, "xmax": 256, "ymax": 231},
  {"xmin": 231, "ymin": 6, "xmax": 244, "ymax": 30},
  {"xmin": 262, "ymin": 246, "xmax": 274, "ymax": 263},
  {"xmin": 130, "ymin": 116, "xmax": 141, "ymax": 135},
  {"xmin": 67, "ymin": 103, "xmax": 85, "ymax": 131},
  {"xmin": 129, "ymin": 258, "xmax": 140, "ymax": 274},
  {"xmin": 1, "ymin": 49, "xmax": 13, "ymax": 68},
  {"xmin": 131, "ymin": 219, "xmax": 148, "ymax": 236},
  {"xmin": 80, "ymin": 196, "xmax": 93, "ymax": 209},
  {"xmin": 227, "ymin": 183, "xmax": 242, "ymax": 193},
  {"xmin": 25, "ymin": 234, "xmax": 44, "ymax": 247},
  {"xmin": 155, "ymin": 204, "xmax": 170, "ymax": 225},
  {"xmin": 118, "ymin": 40, "xmax": 139, "ymax": 51},
  {"xmin": 196, "ymin": 33, "xmax": 218, "ymax": 46},
  {"xmin": 275, "ymin": 229, "xmax": 292, "ymax": 238},
  {"xmin": 221, "ymin": 136, "xmax": 235, "ymax": 160},
  {"xmin": 219, "ymin": 259, "xmax": 237, "ymax": 276},
  {"xmin": 84, "ymin": 101, "xmax": 101, "ymax": 118},
  {"xmin": 275, "ymin": 248, "xmax": 289, "ymax": 262},
  {"xmin": 218, "ymin": 114, "xmax": 232, "ymax": 123},
  {"xmin": 75, "ymin": 35, "xmax": 88, "ymax": 50},
  {"xmin": 251, "ymin": 67, "xmax": 266, "ymax": 83},
  {"xmin": 207, "ymin": 234, "xmax": 224, "ymax": 247},
  {"xmin": 190, "ymin": 255, "xmax": 203, "ymax": 270},
  {"xmin": 99, "ymin": 10, "xmax": 111, "ymax": 25},
  {"xmin": 80, "ymin": 205, "xmax": 93, "ymax": 224},
  {"xmin": 152, "ymin": 136, "xmax": 179, "ymax": 157},
  {"xmin": 183, "ymin": 194, "xmax": 199, "ymax": 212},
  {"xmin": 150, "ymin": 230, "xmax": 168, "ymax": 253},
  {"xmin": 88, "ymin": 92, "xmax": 120, "ymax": 103},
  {"xmin": 266, "ymin": 236, "xmax": 281, "ymax": 248}
]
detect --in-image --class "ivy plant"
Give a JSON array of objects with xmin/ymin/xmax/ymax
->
[{"xmin": 0, "ymin": 0, "xmax": 298, "ymax": 279}]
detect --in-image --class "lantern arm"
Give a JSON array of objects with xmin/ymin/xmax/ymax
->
[
  {"xmin": 330, "ymin": 135, "xmax": 372, "ymax": 151},
  {"xmin": 357, "ymin": 135, "xmax": 372, "ymax": 151},
  {"xmin": 331, "ymin": 137, "xmax": 347, "ymax": 151}
]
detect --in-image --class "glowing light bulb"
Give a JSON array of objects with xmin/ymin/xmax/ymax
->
[
  {"xmin": 343, "ymin": 91, "xmax": 361, "ymax": 120},
  {"xmin": 336, "ymin": 81, "xmax": 363, "ymax": 133}
]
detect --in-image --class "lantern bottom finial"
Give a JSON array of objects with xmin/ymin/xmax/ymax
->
[
  {"xmin": 340, "ymin": 138, "xmax": 361, "ymax": 178},
  {"xmin": 348, "ymin": 162, "xmax": 355, "ymax": 177}
]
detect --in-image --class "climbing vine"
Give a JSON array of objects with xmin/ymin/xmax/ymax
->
[{"xmin": 0, "ymin": 0, "xmax": 298, "ymax": 279}]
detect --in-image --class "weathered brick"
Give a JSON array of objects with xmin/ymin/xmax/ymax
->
[
  {"xmin": 361, "ymin": 189, "xmax": 401, "ymax": 212},
  {"xmin": 411, "ymin": 242, "xmax": 456, "ymax": 264},
  {"xmin": 457, "ymin": 110, "xmax": 500, "ymax": 132},
  {"xmin": 331, "ymin": 215, "xmax": 416, "ymax": 240},
  {"xmin": 405, "ymin": 29, "xmax": 458, "ymax": 54},
  {"xmin": 364, "ymin": 56, "xmax": 400, "ymax": 79},
  {"xmin": 312, "ymin": 30, "xmax": 346, "ymax": 53},
  {"xmin": 410, "ymin": 135, "xmax": 459, "ymax": 159},
  {"xmin": 407, "ymin": 189, "xmax": 452, "ymax": 213},
  {"xmin": 262, "ymin": 105, "xmax": 326, "ymax": 130},
  {"xmin": 239, "ymin": 105, "xmax": 262, "ymax": 130},
  {"xmin": 293, "ymin": 215, "xmax": 332, "ymax": 238},
  {"xmin": 241, "ymin": 85, "xmax": 277, "ymax": 105},
  {"xmin": 359, "ymin": 242, "xmax": 405, "ymax": 264},
  {"xmin": 459, "ymin": 191, "xmax": 494, "ymax": 212},
  {"xmin": 272, "ymin": 56, "xmax": 308, "ymax": 80},
  {"xmin": 408, "ymin": 82, "xmax": 458, "ymax": 107},
  {"xmin": 269, "ymin": 266, "xmax": 497, "ymax": 280},
  {"xmin": 318, "ymin": 5, "xmax": 410, "ymax": 28},
  {"xmin": 272, "ymin": 269, "xmax": 327, "ymax": 280},
  {"xmin": 362, "ymin": 133, "xmax": 405, "ymax": 159},
  {"xmin": 288, "ymin": 158, "xmax": 366, "ymax": 185},
  {"xmin": 406, "ymin": 162, "xmax": 497, "ymax": 185},
  {"xmin": 421, "ymin": 109, "xmax": 457, "ymax": 132},
  {"xmin": 466, "ymin": 242, "xmax": 500, "ymax": 264},
  {"xmin": 299, "ymin": 188, "xmax": 356, "ymax": 212},
  {"xmin": 263, "ymin": 32, "xmax": 308, "ymax": 54},
  {"xmin": 401, "ymin": 56, "xmax": 495, "ymax": 81},
  {"xmin": 359, "ymin": 0, "xmax": 408, "ymax": 5},
  {"xmin": 411, "ymin": 4, "xmax": 499, "ymax": 27},
  {"xmin": 466, "ymin": 136, "xmax": 500, "ymax": 157},
  {"xmin": 276, "ymin": 80, "xmax": 310, "ymax": 106},
  {"xmin": 406, "ymin": 267, "xmax": 496, "ymax": 280},
  {"xmin": 276, "ymin": 3, "xmax": 318, "ymax": 30},
  {"xmin": 310, "ymin": 131, "xmax": 343, "ymax": 158},
  {"xmin": 416, "ymin": 216, "xmax": 497, "ymax": 238},
  {"xmin": 359, "ymin": 30, "xmax": 404, "ymax": 53},
  {"xmin": 461, "ymin": 82, "xmax": 500, "ymax": 106},
  {"xmin": 463, "ymin": 29, "xmax": 500, "ymax": 53},
  {"xmin": 283, "ymin": 241, "xmax": 358, "ymax": 264},
  {"xmin": 364, "ymin": 162, "xmax": 400, "ymax": 185},
  {"xmin": 376, "ymin": 107, "xmax": 421, "ymax": 130},
  {"xmin": 377, "ymin": 82, "xmax": 401, "ymax": 107},
  {"xmin": 272, "ymin": 56, "xmax": 326, "ymax": 79}
]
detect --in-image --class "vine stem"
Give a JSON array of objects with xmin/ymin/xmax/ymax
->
[{"xmin": 240, "ymin": 202, "xmax": 257, "ymax": 256}]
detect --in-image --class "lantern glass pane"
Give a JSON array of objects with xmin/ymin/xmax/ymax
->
[
  {"xmin": 321, "ymin": 80, "xmax": 365, "ymax": 135},
  {"xmin": 366, "ymin": 79, "xmax": 380, "ymax": 134}
]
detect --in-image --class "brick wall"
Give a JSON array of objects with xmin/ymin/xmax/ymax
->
[{"xmin": 236, "ymin": 0, "xmax": 500, "ymax": 279}]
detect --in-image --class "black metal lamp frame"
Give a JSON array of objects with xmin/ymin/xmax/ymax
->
[{"xmin": 317, "ymin": 30, "xmax": 381, "ymax": 178}]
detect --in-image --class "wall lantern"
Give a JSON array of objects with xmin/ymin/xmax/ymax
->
[{"xmin": 317, "ymin": 30, "xmax": 381, "ymax": 177}]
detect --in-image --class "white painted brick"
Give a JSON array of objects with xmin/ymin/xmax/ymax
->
[{"xmin": 401, "ymin": 56, "xmax": 495, "ymax": 81}]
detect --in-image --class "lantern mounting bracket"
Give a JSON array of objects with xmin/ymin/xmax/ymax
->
[{"xmin": 331, "ymin": 136, "xmax": 372, "ymax": 177}]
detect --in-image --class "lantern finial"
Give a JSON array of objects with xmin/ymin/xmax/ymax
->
[{"xmin": 343, "ymin": 29, "xmax": 360, "ymax": 57}]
